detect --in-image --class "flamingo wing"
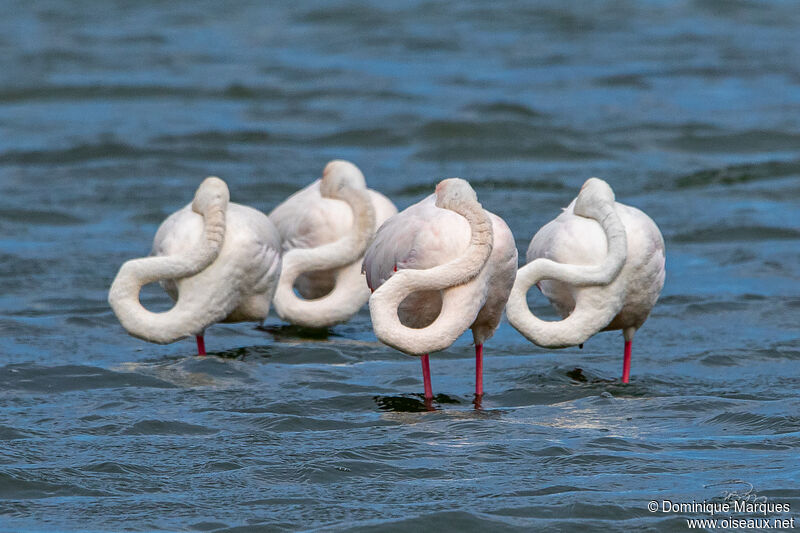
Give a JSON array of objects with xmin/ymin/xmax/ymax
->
[
  {"xmin": 268, "ymin": 180, "xmax": 353, "ymax": 252},
  {"xmin": 152, "ymin": 204, "xmax": 202, "ymax": 258},
  {"xmin": 151, "ymin": 204, "xmax": 202, "ymax": 301},
  {"xmin": 363, "ymin": 194, "xmax": 470, "ymax": 292},
  {"xmin": 228, "ymin": 204, "xmax": 282, "ymax": 294},
  {"xmin": 526, "ymin": 200, "xmax": 609, "ymax": 318}
]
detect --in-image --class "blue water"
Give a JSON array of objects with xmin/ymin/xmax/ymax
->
[{"xmin": 1, "ymin": 1, "xmax": 799, "ymax": 531}]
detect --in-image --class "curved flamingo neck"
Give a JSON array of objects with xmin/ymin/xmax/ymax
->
[
  {"xmin": 272, "ymin": 186, "xmax": 376, "ymax": 328},
  {"xmin": 369, "ymin": 197, "xmax": 494, "ymax": 355},
  {"xmin": 108, "ymin": 178, "xmax": 228, "ymax": 344},
  {"xmin": 506, "ymin": 185, "xmax": 628, "ymax": 348}
]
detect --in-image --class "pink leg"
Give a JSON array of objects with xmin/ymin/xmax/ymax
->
[
  {"xmin": 196, "ymin": 335, "xmax": 206, "ymax": 356},
  {"xmin": 622, "ymin": 339, "xmax": 632, "ymax": 383},
  {"xmin": 475, "ymin": 344, "xmax": 484, "ymax": 397},
  {"xmin": 421, "ymin": 353, "xmax": 433, "ymax": 400}
]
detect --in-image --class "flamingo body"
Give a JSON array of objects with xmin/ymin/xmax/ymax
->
[
  {"xmin": 529, "ymin": 199, "xmax": 665, "ymax": 334},
  {"xmin": 506, "ymin": 178, "xmax": 665, "ymax": 382},
  {"xmin": 109, "ymin": 177, "xmax": 281, "ymax": 349},
  {"xmin": 364, "ymin": 194, "xmax": 517, "ymax": 344},
  {"xmin": 267, "ymin": 161, "xmax": 397, "ymax": 328},
  {"xmin": 364, "ymin": 179, "xmax": 517, "ymax": 400},
  {"xmin": 154, "ymin": 203, "xmax": 282, "ymax": 324},
  {"xmin": 270, "ymin": 179, "xmax": 396, "ymax": 299}
]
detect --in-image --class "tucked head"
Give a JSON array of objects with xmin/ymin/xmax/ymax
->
[
  {"xmin": 192, "ymin": 176, "xmax": 230, "ymax": 214},
  {"xmin": 434, "ymin": 178, "xmax": 478, "ymax": 210},
  {"xmin": 320, "ymin": 160, "xmax": 367, "ymax": 197},
  {"xmin": 574, "ymin": 177, "xmax": 615, "ymax": 217}
]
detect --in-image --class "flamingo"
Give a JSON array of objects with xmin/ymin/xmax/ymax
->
[
  {"xmin": 268, "ymin": 160, "xmax": 396, "ymax": 328},
  {"xmin": 363, "ymin": 178, "xmax": 517, "ymax": 401},
  {"xmin": 505, "ymin": 177, "xmax": 665, "ymax": 383},
  {"xmin": 109, "ymin": 176, "xmax": 282, "ymax": 355}
]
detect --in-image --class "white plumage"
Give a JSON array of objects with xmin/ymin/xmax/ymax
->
[
  {"xmin": 528, "ymin": 199, "xmax": 665, "ymax": 332},
  {"xmin": 268, "ymin": 160, "xmax": 396, "ymax": 328},
  {"xmin": 364, "ymin": 178, "xmax": 517, "ymax": 399},
  {"xmin": 506, "ymin": 177, "xmax": 665, "ymax": 382},
  {"xmin": 364, "ymin": 193, "xmax": 517, "ymax": 343},
  {"xmin": 109, "ymin": 177, "xmax": 282, "ymax": 353},
  {"xmin": 270, "ymin": 177, "xmax": 396, "ymax": 299}
]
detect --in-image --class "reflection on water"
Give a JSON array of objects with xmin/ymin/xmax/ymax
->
[
  {"xmin": 257, "ymin": 324, "xmax": 336, "ymax": 341},
  {"xmin": 374, "ymin": 393, "xmax": 461, "ymax": 413}
]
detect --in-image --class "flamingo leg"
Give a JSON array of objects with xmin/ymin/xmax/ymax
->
[
  {"xmin": 621, "ymin": 327, "xmax": 636, "ymax": 383},
  {"xmin": 622, "ymin": 339, "xmax": 632, "ymax": 383},
  {"xmin": 421, "ymin": 353, "xmax": 433, "ymax": 400},
  {"xmin": 196, "ymin": 335, "xmax": 206, "ymax": 356},
  {"xmin": 475, "ymin": 343, "xmax": 484, "ymax": 397}
]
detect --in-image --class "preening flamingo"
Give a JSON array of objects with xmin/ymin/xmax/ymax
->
[
  {"xmin": 363, "ymin": 178, "xmax": 517, "ymax": 401},
  {"xmin": 505, "ymin": 178, "xmax": 665, "ymax": 383},
  {"xmin": 268, "ymin": 160, "xmax": 396, "ymax": 328},
  {"xmin": 109, "ymin": 176, "xmax": 282, "ymax": 354}
]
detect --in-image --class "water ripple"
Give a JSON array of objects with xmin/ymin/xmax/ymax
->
[{"xmin": 0, "ymin": 364, "xmax": 177, "ymax": 392}]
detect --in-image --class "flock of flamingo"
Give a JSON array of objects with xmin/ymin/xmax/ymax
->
[{"xmin": 109, "ymin": 160, "xmax": 666, "ymax": 401}]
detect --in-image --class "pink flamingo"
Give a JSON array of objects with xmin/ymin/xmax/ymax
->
[
  {"xmin": 363, "ymin": 178, "xmax": 517, "ymax": 401},
  {"xmin": 506, "ymin": 178, "xmax": 665, "ymax": 383},
  {"xmin": 269, "ymin": 160, "xmax": 396, "ymax": 328},
  {"xmin": 109, "ymin": 177, "xmax": 282, "ymax": 355}
]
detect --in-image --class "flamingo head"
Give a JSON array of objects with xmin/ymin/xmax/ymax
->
[
  {"xmin": 575, "ymin": 177, "xmax": 615, "ymax": 218},
  {"xmin": 435, "ymin": 178, "xmax": 478, "ymax": 210},
  {"xmin": 320, "ymin": 160, "xmax": 367, "ymax": 197},
  {"xmin": 192, "ymin": 176, "xmax": 230, "ymax": 214}
]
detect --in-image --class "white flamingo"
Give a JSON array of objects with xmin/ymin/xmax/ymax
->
[
  {"xmin": 268, "ymin": 160, "xmax": 396, "ymax": 328},
  {"xmin": 505, "ymin": 178, "xmax": 665, "ymax": 383},
  {"xmin": 109, "ymin": 176, "xmax": 282, "ymax": 355},
  {"xmin": 363, "ymin": 178, "xmax": 517, "ymax": 401}
]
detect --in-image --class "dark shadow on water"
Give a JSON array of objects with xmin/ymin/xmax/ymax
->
[
  {"xmin": 562, "ymin": 367, "xmax": 651, "ymax": 397},
  {"xmin": 566, "ymin": 367, "xmax": 589, "ymax": 382},
  {"xmin": 566, "ymin": 367, "xmax": 624, "ymax": 386},
  {"xmin": 374, "ymin": 394, "xmax": 460, "ymax": 412},
  {"xmin": 208, "ymin": 345, "xmax": 274, "ymax": 361},
  {"xmin": 257, "ymin": 324, "xmax": 336, "ymax": 340},
  {"xmin": 210, "ymin": 347, "xmax": 250, "ymax": 360}
]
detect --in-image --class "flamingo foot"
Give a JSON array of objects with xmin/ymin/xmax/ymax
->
[
  {"xmin": 473, "ymin": 395, "xmax": 483, "ymax": 410},
  {"xmin": 622, "ymin": 339, "xmax": 632, "ymax": 383},
  {"xmin": 196, "ymin": 335, "xmax": 206, "ymax": 356},
  {"xmin": 423, "ymin": 397, "xmax": 435, "ymax": 412},
  {"xmin": 475, "ymin": 343, "xmax": 484, "ymax": 398},
  {"xmin": 421, "ymin": 353, "xmax": 433, "ymax": 400}
]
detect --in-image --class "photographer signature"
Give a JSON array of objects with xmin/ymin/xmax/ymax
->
[{"xmin": 704, "ymin": 480, "xmax": 768, "ymax": 504}]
